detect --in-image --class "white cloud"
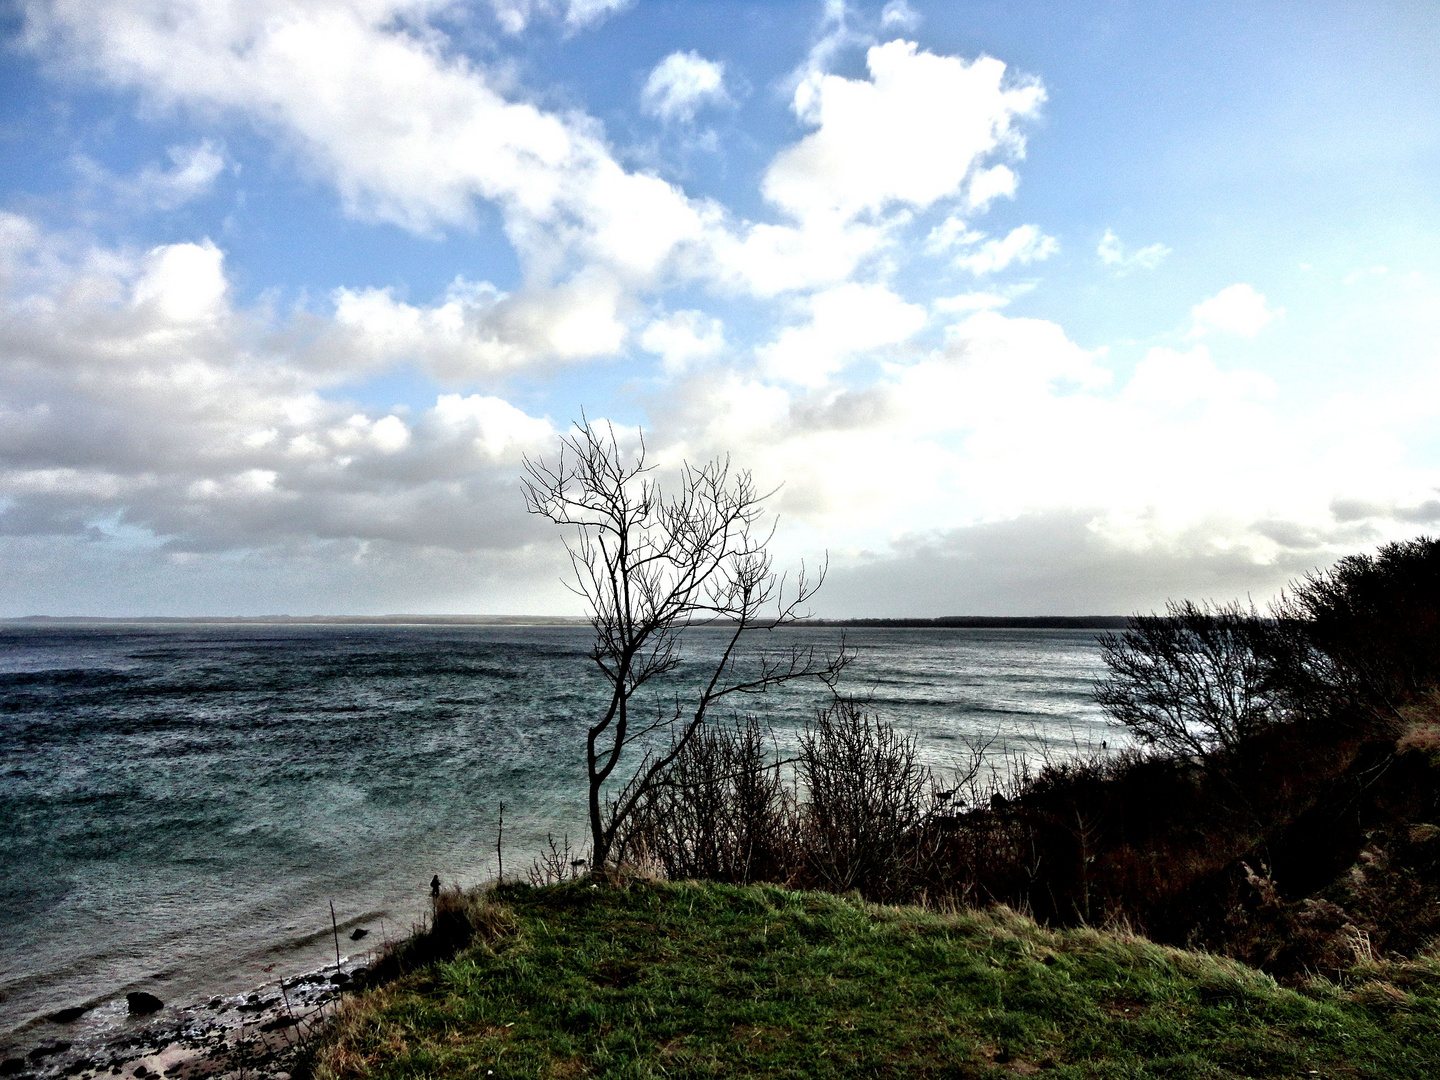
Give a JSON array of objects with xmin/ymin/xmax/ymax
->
[
  {"xmin": 880, "ymin": 1, "xmax": 921, "ymax": 32},
  {"xmin": 0, "ymin": 217, "xmax": 559, "ymax": 567},
  {"xmin": 640, "ymin": 310, "xmax": 725, "ymax": 374},
  {"xmin": 641, "ymin": 51, "xmax": 729, "ymax": 123},
  {"xmin": 703, "ymin": 35, "xmax": 1043, "ymax": 296},
  {"xmin": 486, "ymin": 0, "xmax": 631, "ymax": 34},
  {"xmin": 765, "ymin": 39, "xmax": 1044, "ymax": 224},
  {"xmin": 953, "ymin": 224, "xmax": 1057, "ymax": 275},
  {"xmin": 966, "ymin": 164, "xmax": 1017, "ymax": 211},
  {"xmin": 131, "ymin": 239, "xmax": 228, "ymax": 322},
  {"xmin": 1342, "ymin": 265, "xmax": 1389, "ymax": 285},
  {"xmin": 756, "ymin": 282, "xmax": 926, "ymax": 385},
  {"xmin": 656, "ymin": 301, "xmax": 1440, "ymax": 597},
  {"xmin": 931, "ymin": 290, "xmax": 1014, "ymax": 313},
  {"xmin": 1096, "ymin": 228, "xmax": 1170, "ymax": 274},
  {"xmin": 1190, "ymin": 283, "xmax": 1280, "ymax": 337},
  {"xmin": 1122, "ymin": 344, "xmax": 1276, "ymax": 407},
  {"xmin": 128, "ymin": 140, "xmax": 227, "ymax": 210},
  {"xmin": 24, "ymin": 2, "xmax": 1046, "ymax": 309},
  {"xmin": 331, "ymin": 271, "xmax": 628, "ymax": 379},
  {"xmin": 925, "ymin": 214, "xmax": 985, "ymax": 254},
  {"xmin": 25, "ymin": 0, "xmax": 706, "ymax": 285}
]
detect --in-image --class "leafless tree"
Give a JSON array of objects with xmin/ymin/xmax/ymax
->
[
  {"xmin": 522, "ymin": 420, "xmax": 847, "ymax": 871},
  {"xmin": 1094, "ymin": 600, "xmax": 1281, "ymax": 758}
]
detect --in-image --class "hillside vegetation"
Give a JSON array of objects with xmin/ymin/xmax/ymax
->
[
  {"xmin": 312, "ymin": 537, "xmax": 1440, "ymax": 1076},
  {"xmin": 314, "ymin": 879, "xmax": 1440, "ymax": 1079}
]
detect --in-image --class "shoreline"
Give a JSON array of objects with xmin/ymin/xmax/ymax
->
[{"xmin": 0, "ymin": 951, "xmax": 376, "ymax": 1080}]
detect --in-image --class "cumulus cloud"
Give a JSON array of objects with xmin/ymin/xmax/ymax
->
[
  {"xmin": 965, "ymin": 164, "xmax": 1018, "ymax": 211},
  {"xmin": 653, "ymin": 296, "xmax": 1440, "ymax": 608},
  {"xmin": 331, "ymin": 272, "xmax": 628, "ymax": 379},
  {"xmin": 953, "ymin": 224, "xmax": 1058, "ymax": 275},
  {"xmin": 704, "ymin": 36, "xmax": 1044, "ymax": 296},
  {"xmin": 1191, "ymin": 283, "xmax": 1281, "ymax": 337},
  {"xmin": 757, "ymin": 282, "xmax": 926, "ymax": 385},
  {"xmin": 1122, "ymin": 344, "xmax": 1275, "ymax": 408},
  {"xmin": 0, "ymin": 218, "xmax": 559, "ymax": 571},
  {"xmin": 818, "ymin": 510, "xmax": 1334, "ymax": 617},
  {"xmin": 24, "ymin": 2, "xmax": 1045, "ymax": 310},
  {"xmin": 131, "ymin": 239, "xmax": 229, "ymax": 322},
  {"xmin": 641, "ymin": 51, "xmax": 729, "ymax": 123},
  {"xmin": 925, "ymin": 215, "xmax": 985, "ymax": 254},
  {"xmin": 1097, "ymin": 228, "xmax": 1169, "ymax": 274},
  {"xmin": 17, "ymin": 1, "xmax": 1432, "ymax": 617},
  {"xmin": 640, "ymin": 310, "xmax": 725, "ymax": 374},
  {"xmin": 766, "ymin": 39, "xmax": 1043, "ymax": 223},
  {"xmin": 25, "ymin": 0, "xmax": 707, "ymax": 285}
]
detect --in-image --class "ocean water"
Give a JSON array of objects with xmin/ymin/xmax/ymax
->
[{"xmin": 0, "ymin": 622, "xmax": 1111, "ymax": 1044}]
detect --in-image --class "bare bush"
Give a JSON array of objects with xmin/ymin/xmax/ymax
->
[
  {"xmin": 1095, "ymin": 600, "xmax": 1283, "ymax": 758},
  {"xmin": 527, "ymin": 833, "xmax": 589, "ymax": 886},
  {"xmin": 797, "ymin": 697, "xmax": 934, "ymax": 899},
  {"xmin": 622, "ymin": 715, "xmax": 792, "ymax": 884}
]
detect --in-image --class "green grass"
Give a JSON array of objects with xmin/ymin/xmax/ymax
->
[{"xmin": 314, "ymin": 880, "xmax": 1440, "ymax": 1079}]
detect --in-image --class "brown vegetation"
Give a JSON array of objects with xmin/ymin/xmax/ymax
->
[{"xmin": 616, "ymin": 536, "xmax": 1440, "ymax": 979}]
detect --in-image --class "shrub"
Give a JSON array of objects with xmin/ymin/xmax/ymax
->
[
  {"xmin": 1277, "ymin": 536, "xmax": 1440, "ymax": 724},
  {"xmin": 795, "ymin": 697, "xmax": 934, "ymax": 899},
  {"xmin": 621, "ymin": 715, "xmax": 793, "ymax": 885},
  {"xmin": 1094, "ymin": 600, "xmax": 1284, "ymax": 758}
]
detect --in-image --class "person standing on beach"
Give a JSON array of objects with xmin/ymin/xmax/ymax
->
[{"xmin": 430, "ymin": 874, "xmax": 441, "ymax": 899}]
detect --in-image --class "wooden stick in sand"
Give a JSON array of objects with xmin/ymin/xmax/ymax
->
[
  {"xmin": 496, "ymin": 803, "xmax": 505, "ymax": 882},
  {"xmin": 330, "ymin": 900, "xmax": 342, "ymax": 972}
]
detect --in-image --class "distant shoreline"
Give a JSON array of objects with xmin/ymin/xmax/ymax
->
[{"xmin": 1, "ymin": 614, "xmax": 1132, "ymax": 629}]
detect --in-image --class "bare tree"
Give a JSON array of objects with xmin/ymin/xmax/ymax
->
[
  {"xmin": 1094, "ymin": 600, "xmax": 1281, "ymax": 758},
  {"xmin": 522, "ymin": 420, "xmax": 847, "ymax": 872}
]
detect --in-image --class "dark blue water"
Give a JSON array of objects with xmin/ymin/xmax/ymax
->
[{"xmin": 0, "ymin": 622, "xmax": 1110, "ymax": 1042}]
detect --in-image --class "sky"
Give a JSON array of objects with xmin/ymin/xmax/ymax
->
[{"xmin": 0, "ymin": 0, "xmax": 1437, "ymax": 617}]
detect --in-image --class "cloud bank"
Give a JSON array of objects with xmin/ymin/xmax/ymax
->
[{"xmin": 4, "ymin": 0, "xmax": 1437, "ymax": 616}]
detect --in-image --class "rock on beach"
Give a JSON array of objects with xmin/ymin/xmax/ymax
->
[{"xmin": 125, "ymin": 993, "xmax": 163, "ymax": 1017}]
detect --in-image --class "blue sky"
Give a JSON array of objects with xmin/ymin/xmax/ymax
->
[{"xmin": 0, "ymin": 0, "xmax": 1437, "ymax": 616}]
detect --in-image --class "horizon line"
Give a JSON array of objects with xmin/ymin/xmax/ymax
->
[{"xmin": 0, "ymin": 614, "xmax": 1133, "ymax": 628}]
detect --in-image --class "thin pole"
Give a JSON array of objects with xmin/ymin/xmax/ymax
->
[
  {"xmin": 496, "ymin": 803, "xmax": 505, "ymax": 882},
  {"xmin": 330, "ymin": 900, "xmax": 341, "ymax": 972}
]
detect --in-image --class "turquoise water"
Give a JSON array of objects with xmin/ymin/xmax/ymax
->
[{"xmin": 0, "ymin": 623, "xmax": 1110, "ymax": 1042}]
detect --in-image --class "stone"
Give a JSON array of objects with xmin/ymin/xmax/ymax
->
[
  {"xmin": 126, "ymin": 992, "xmax": 164, "ymax": 1016},
  {"xmin": 48, "ymin": 1007, "xmax": 89, "ymax": 1024},
  {"xmin": 349, "ymin": 928, "xmax": 368, "ymax": 940}
]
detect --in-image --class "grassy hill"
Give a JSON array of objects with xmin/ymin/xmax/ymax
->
[{"xmin": 312, "ymin": 879, "xmax": 1440, "ymax": 1080}]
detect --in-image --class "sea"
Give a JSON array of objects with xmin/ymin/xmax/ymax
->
[{"xmin": 0, "ymin": 621, "xmax": 1114, "ymax": 1048}]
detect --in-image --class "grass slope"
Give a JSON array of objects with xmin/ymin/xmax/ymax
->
[{"xmin": 314, "ymin": 880, "xmax": 1440, "ymax": 1079}]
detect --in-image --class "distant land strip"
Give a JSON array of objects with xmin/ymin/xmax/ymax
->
[
  {"xmin": 4, "ymin": 614, "xmax": 1132, "ymax": 628},
  {"xmin": 799, "ymin": 616, "xmax": 1131, "ymax": 629}
]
